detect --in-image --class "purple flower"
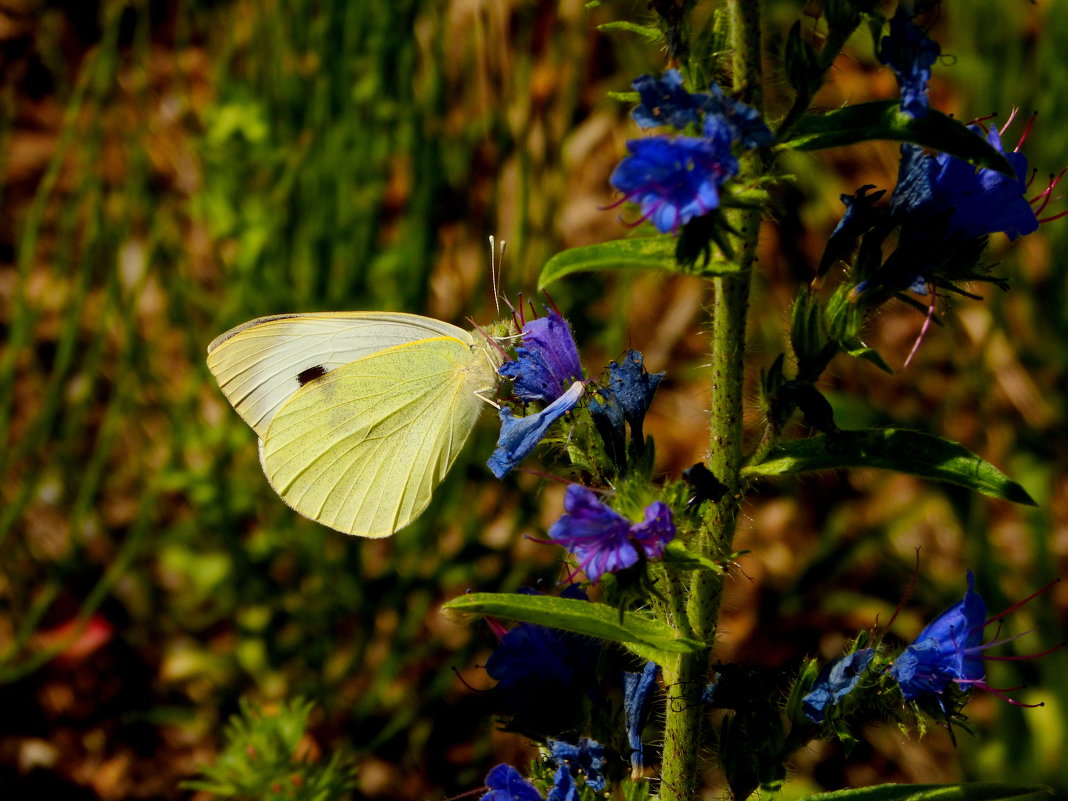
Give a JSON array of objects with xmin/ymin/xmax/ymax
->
[
  {"xmin": 610, "ymin": 130, "xmax": 738, "ymax": 234},
  {"xmin": 632, "ymin": 70, "xmax": 705, "ymax": 130},
  {"xmin": 488, "ymin": 381, "xmax": 584, "ymax": 478},
  {"xmin": 802, "ymin": 648, "xmax": 875, "ymax": 723},
  {"xmin": 548, "ymin": 738, "xmax": 606, "ymax": 792},
  {"xmin": 877, "ymin": 6, "xmax": 940, "ymax": 119},
  {"xmin": 481, "ymin": 764, "xmax": 543, "ymax": 801},
  {"xmin": 624, "ymin": 662, "xmax": 660, "ymax": 776},
  {"xmin": 889, "ymin": 571, "xmax": 1059, "ymax": 706},
  {"xmin": 701, "ymin": 83, "xmax": 773, "ymax": 148},
  {"xmin": 548, "ymin": 485, "xmax": 675, "ymax": 583},
  {"xmin": 499, "ymin": 309, "xmax": 583, "ymax": 404}
]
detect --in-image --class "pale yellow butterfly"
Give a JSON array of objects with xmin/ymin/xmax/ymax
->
[{"xmin": 206, "ymin": 311, "xmax": 509, "ymax": 538}]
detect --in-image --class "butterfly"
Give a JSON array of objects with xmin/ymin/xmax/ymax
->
[{"xmin": 207, "ymin": 312, "xmax": 508, "ymax": 538}]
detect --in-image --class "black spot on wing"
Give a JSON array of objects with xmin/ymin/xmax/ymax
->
[{"xmin": 296, "ymin": 365, "xmax": 328, "ymax": 386}]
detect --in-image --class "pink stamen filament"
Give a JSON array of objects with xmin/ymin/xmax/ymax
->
[
  {"xmin": 982, "ymin": 577, "xmax": 1061, "ymax": 628},
  {"xmin": 958, "ymin": 679, "xmax": 1044, "ymax": 708},
  {"xmin": 972, "ymin": 112, "xmax": 998, "ymax": 133},
  {"xmin": 1012, "ymin": 110, "xmax": 1038, "ymax": 152},
  {"xmin": 1038, "ymin": 208, "xmax": 1068, "ymax": 224},
  {"xmin": 980, "ymin": 643, "xmax": 1065, "ymax": 661}
]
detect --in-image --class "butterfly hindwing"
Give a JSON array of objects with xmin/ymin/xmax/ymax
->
[{"xmin": 258, "ymin": 336, "xmax": 494, "ymax": 537}]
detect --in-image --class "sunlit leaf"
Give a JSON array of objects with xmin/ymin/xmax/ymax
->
[
  {"xmin": 793, "ymin": 782, "xmax": 1055, "ymax": 801},
  {"xmin": 742, "ymin": 429, "xmax": 1036, "ymax": 505},
  {"xmin": 537, "ymin": 237, "xmax": 735, "ymax": 289},
  {"xmin": 779, "ymin": 102, "xmax": 1015, "ymax": 175},
  {"xmin": 443, "ymin": 592, "xmax": 700, "ymax": 664}
]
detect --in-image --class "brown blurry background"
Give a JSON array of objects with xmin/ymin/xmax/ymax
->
[{"xmin": 1, "ymin": 0, "xmax": 1066, "ymax": 798}]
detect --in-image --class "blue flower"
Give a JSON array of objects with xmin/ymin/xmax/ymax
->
[
  {"xmin": 889, "ymin": 571, "xmax": 1061, "ymax": 708},
  {"xmin": 548, "ymin": 485, "xmax": 675, "ymax": 583},
  {"xmin": 701, "ymin": 83, "xmax": 773, "ymax": 148},
  {"xmin": 485, "ymin": 587, "xmax": 601, "ymax": 735},
  {"xmin": 889, "ymin": 571, "xmax": 987, "ymax": 701},
  {"xmin": 481, "ymin": 764, "xmax": 543, "ymax": 801},
  {"xmin": 603, "ymin": 350, "xmax": 663, "ymax": 445},
  {"xmin": 877, "ymin": 6, "xmax": 940, "ymax": 119},
  {"xmin": 802, "ymin": 648, "xmax": 875, "ymax": 723},
  {"xmin": 853, "ymin": 126, "xmax": 1040, "ymax": 296},
  {"xmin": 632, "ymin": 70, "xmax": 705, "ymax": 130},
  {"xmin": 817, "ymin": 185, "xmax": 887, "ymax": 278},
  {"xmin": 589, "ymin": 350, "xmax": 663, "ymax": 471},
  {"xmin": 894, "ymin": 127, "xmax": 1037, "ymax": 241},
  {"xmin": 545, "ymin": 766, "xmax": 574, "ymax": 801},
  {"xmin": 499, "ymin": 309, "xmax": 583, "ymax": 404},
  {"xmin": 610, "ymin": 131, "xmax": 738, "ymax": 234},
  {"xmin": 548, "ymin": 738, "xmax": 606, "ymax": 792},
  {"xmin": 488, "ymin": 381, "xmax": 584, "ymax": 478},
  {"xmin": 624, "ymin": 662, "xmax": 660, "ymax": 776},
  {"xmin": 588, "ymin": 388, "xmax": 626, "ymax": 471}
]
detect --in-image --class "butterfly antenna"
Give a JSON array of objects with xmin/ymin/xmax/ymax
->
[{"xmin": 488, "ymin": 235, "xmax": 505, "ymax": 317}]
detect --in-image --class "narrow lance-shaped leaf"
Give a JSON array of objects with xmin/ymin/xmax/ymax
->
[
  {"xmin": 792, "ymin": 781, "xmax": 1055, "ymax": 801},
  {"xmin": 742, "ymin": 429, "xmax": 1036, "ymax": 506},
  {"xmin": 443, "ymin": 592, "xmax": 700, "ymax": 664},
  {"xmin": 537, "ymin": 237, "xmax": 735, "ymax": 290},
  {"xmin": 779, "ymin": 101, "xmax": 1015, "ymax": 175}
]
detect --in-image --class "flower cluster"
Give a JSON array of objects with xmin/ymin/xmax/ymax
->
[
  {"xmin": 481, "ymin": 587, "xmax": 614, "ymax": 800},
  {"xmin": 823, "ymin": 115, "xmax": 1053, "ymax": 302},
  {"xmin": 610, "ymin": 70, "xmax": 771, "ymax": 234},
  {"xmin": 796, "ymin": 571, "xmax": 1059, "ymax": 737},
  {"xmin": 889, "ymin": 571, "xmax": 1059, "ymax": 708},
  {"xmin": 480, "ymin": 740, "xmax": 607, "ymax": 801},
  {"xmin": 489, "ymin": 304, "xmax": 674, "ymax": 587},
  {"xmin": 489, "ymin": 308, "xmax": 585, "ymax": 478}
]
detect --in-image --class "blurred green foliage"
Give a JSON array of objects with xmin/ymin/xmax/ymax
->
[{"xmin": 0, "ymin": 0, "xmax": 1065, "ymax": 798}]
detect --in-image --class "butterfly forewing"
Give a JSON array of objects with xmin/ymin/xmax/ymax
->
[
  {"xmin": 207, "ymin": 312, "xmax": 473, "ymax": 437},
  {"xmin": 259, "ymin": 336, "xmax": 496, "ymax": 537}
]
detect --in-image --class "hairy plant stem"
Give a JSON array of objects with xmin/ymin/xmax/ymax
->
[{"xmin": 660, "ymin": 2, "xmax": 764, "ymax": 798}]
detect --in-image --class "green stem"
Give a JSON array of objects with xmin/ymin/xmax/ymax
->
[{"xmin": 660, "ymin": 2, "xmax": 765, "ymax": 799}]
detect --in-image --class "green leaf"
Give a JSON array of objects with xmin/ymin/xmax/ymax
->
[
  {"xmin": 742, "ymin": 429, "xmax": 1036, "ymax": 505},
  {"xmin": 442, "ymin": 592, "xmax": 700, "ymax": 663},
  {"xmin": 779, "ymin": 102, "xmax": 1015, "ymax": 175},
  {"xmin": 841, "ymin": 337, "xmax": 893, "ymax": 373},
  {"xmin": 537, "ymin": 237, "xmax": 735, "ymax": 289},
  {"xmin": 793, "ymin": 782, "xmax": 1055, "ymax": 801},
  {"xmin": 597, "ymin": 20, "xmax": 661, "ymax": 41}
]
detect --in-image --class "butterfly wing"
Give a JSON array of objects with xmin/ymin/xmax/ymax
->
[
  {"xmin": 259, "ymin": 336, "xmax": 497, "ymax": 537},
  {"xmin": 207, "ymin": 312, "xmax": 472, "ymax": 437}
]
